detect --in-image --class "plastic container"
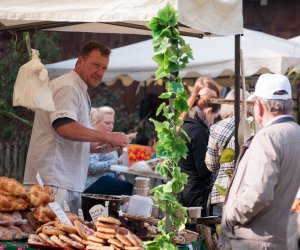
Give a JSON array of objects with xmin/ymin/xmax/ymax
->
[
  {"xmin": 81, "ymin": 194, "xmax": 122, "ymax": 221},
  {"xmin": 134, "ymin": 177, "xmax": 150, "ymax": 188},
  {"xmin": 127, "ymin": 195, "xmax": 153, "ymax": 217},
  {"xmin": 134, "ymin": 187, "xmax": 149, "ymax": 196},
  {"xmin": 188, "ymin": 207, "xmax": 202, "ymax": 219}
]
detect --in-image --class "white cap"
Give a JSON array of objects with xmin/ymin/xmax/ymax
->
[{"xmin": 248, "ymin": 73, "xmax": 291, "ymax": 101}]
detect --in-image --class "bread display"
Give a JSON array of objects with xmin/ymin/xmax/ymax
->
[
  {"xmin": 0, "ymin": 177, "xmax": 26, "ymax": 197},
  {"xmin": 33, "ymin": 205, "xmax": 56, "ymax": 223},
  {"xmin": 29, "ymin": 185, "xmax": 55, "ymax": 207},
  {"xmin": 0, "ymin": 194, "xmax": 28, "ymax": 211},
  {"xmin": 26, "ymin": 216, "xmax": 144, "ymax": 249}
]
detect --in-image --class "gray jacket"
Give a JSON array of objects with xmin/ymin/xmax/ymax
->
[{"xmin": 221, "ymin": 118, "xmax": 300, "ymax": 249}]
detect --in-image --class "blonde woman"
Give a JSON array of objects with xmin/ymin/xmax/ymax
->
[{"xmin": 85, "ymin": 106, "xmax": 125, "ymax": 189}]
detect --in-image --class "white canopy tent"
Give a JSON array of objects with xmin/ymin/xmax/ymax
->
[
  {"xmin": 0, "ymin": 0, "xmax": 244, "ymax": 156},
  {"xmin": 47, "ymin": 29, "xmax": 300, "ymax": 85},
  {"xmin": 289, "ymin": 36, "xmax": 300, "ymax": 46},
  {"xmin": 0, "ymin": 0, "xmax": 242, "ymax": 36}
]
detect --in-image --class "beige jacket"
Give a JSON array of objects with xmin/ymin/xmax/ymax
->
[{"xmin": 222, "ymin": 118, "xmax": 300, "ymax": 249}]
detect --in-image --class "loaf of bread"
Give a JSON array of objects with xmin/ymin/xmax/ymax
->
[
  {"xmin": 0, "ymin": 177, "xmax": 26, "ymax": 197},
  {"xmin": 0, "ymin": 194, "xmax": 28, "ymax": 211},
  {"xmin": 33, "ymin": 205, "xmax": 56, "ymax": 223},
  {"xmin": 29, "ymin": 185, "xmax": 55, "ymax": 207}
]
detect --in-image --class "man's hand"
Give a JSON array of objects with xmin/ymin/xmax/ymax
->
[{"xmin": 108, "ymin": 132, "xmax": 130, "ymax": 148}]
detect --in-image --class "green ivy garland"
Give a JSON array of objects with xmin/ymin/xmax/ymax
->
[{"xmin": 143, "ymin": 3, "xmax": 193, "ymax": 250}]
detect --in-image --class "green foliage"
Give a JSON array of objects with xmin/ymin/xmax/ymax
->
[
  {"xmin": 144, "ymin": 3, "xmax": 193, "ymax": 249},
  {"xmin": 220, "ymin": 148, "xmax": 235, "ymax": 164},
  {"xmin": 0, "ymin": 32, "xmax": 61, "ymax": 140}
]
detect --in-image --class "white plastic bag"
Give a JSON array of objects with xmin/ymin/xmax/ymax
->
[{"xmin": 13, "ymin": 49, "xmax": 55, "ymax": 111}]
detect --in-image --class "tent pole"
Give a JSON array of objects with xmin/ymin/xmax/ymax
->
[{"xmin": 234, "ymin": 34, "xmax": 241, "ymax": 162}]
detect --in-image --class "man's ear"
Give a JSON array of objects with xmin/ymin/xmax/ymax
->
[
  {"xmin": 257, "ymin": 100, "xmax": 264, "ymax": 117},
  {"xmin": 204, "ymin": 107, "xmax": 213, "ymax": 116}
]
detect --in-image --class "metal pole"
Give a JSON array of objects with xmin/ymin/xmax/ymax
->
[{"xmin": 234, "ymin": 35, "xmax": 241, "ymax": 162}]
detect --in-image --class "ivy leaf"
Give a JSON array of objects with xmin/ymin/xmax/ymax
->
[
  {"xmin": 220, "ymin": 148, "xmax": 235, "ymax": 163},
  {"xmin": 169, "ymin": 81, "xmax": 185, "ymax": 95},
  {"xmin": 155, "ymin": 66, "xmax": 169, "ymax": 79},
  {"xmin": 159, "ymin": 92, "xmax": 172, "ymax": 99},
  {"xmin": 156, "ymin": 102, "xmax": 166, "ymax": 116},
  {"xmin": 179, "ymin": 128, "xmax": 191, "ymax": 143},
  {"xmin": 157, "ymin": 3, "xmax": 178, "ymax": 27},
  {"xmin": 180, "ymin": 44, "xmax": 193, "ymax": 59},
  {"xmin": 215, "ymin": 183, "xmax": 227, "ymax": 196},
  {"xmin": 169, "ymin": 62, "xmax": 180, "ymax": 73},
  {"xmin": 152, "ymin": 54, "xmax": 164, "ymax": 65}
]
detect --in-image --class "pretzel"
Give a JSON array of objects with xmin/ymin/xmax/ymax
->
[
  {"xmin": 107, "ymin": 238, "xmax": 124, "ymax": 248},
  {"xmin": 28, "ymin": 234, "xmax": 47, "ymax": 244},
  {"xmin": 38, "ymin": 233, "xmax": 57, "ymax": 246},
  {"xmin": 96, "ymin": 222, "xmax": 120, "ymax": 230},
  {"xmin": 95, "ymin": 231, "xmax": 115, "ymax": 240},
  {"xmin": 97, "ymin": 226, "xmax": 116, "ymax": 234},
  {"xmin": 42, "ymin": 225, "xmax": 66, "ymax": 236},
  {"xmin": 55, "ymin": 221, "xmax": 77, "ymax": 234},
  {"xmin": 97, "ymin": 216, "xmax": 121, "ymax": 225},
  {"xmin": 59, "ymin": 234, "xmax": 85, "ymax": 249},
  {"xmin": 115, "ymin": 234, "xmax": 133, "ymax": 247},
  {"xmin": 68, "ymin": 233, "xmax": 88, "ymax": 245},
  {"xmin": 126, "ymin": 231, "xmax": 139, "ymax": 247},
  {"xmin": 50, "ymin": 235, "xmax": 74, "ymax": 250},
  {"xmin": 74, "ymin": 220, "xmax": 95, "ymax": 240},
  {"xmin": 87, "ymin": 235, "xmax": 106, "ymax": 244}
]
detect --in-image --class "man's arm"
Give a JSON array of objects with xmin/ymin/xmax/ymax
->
[{"xmin": 55, "ymin": 121, "xmax": 129, "ymax": 148}]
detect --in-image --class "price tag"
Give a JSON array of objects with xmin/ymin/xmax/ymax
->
[
  {"xmin": 89, "ymin": 204, "xmax": 107, "ymax": 224},
  {"xmin": 63, "ymin": 200, "xmax": 70, "ymax": 212},
  {"xmin": 78, "ymin": 208, "xmax": 84, "ymax": 221},
  {"xmin": 105, "ymin": 201, "xmax": 109, "ymax": 217},
  {"xmin": 49, "ymin": 202, "xmax": 73, "ymax": 226},
  {"xmin": 36, "ymin": 172, "xmax": 44, "ymax": 187}
]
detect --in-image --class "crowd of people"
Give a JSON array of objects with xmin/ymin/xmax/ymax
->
[{"xmin": 22, "ymin": 40, "xmax": 300, "ymax": 249}]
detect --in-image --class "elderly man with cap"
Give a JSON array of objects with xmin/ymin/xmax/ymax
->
[{"xmin": 220, "ymin": 73, "xmax": 300, "ymax": 250}]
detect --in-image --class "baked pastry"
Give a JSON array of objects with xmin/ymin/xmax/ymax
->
[
  {"xmin": 0, "ymin": 177, "xmax": 26, "ymax": 197},
  {"xmin": 33, "ymin": 205, "xmax": 56, "ymax": 223},
  {"xmin": 55, "ymin": 221, "xmax": 77, "ymax": 234},
  {"xmin": 97, "ymin": 216, "xmax": 121, "ymax": 225},
  {"xmin": 0, "ymin": 194, "xmax": 28, "ymax": 211},
  {"xmin": 29, "ymin": 185, "xmax": 54, "ymax": 207},
  {"xmin": 74, "ymin": 220, "xmax": 95, "ymax": 240},
  {"xmin": 59, "ymin": 234, "xmax": 85, "ymax": 249}
]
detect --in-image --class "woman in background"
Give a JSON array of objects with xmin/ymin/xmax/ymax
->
[
  {"xmin": 178, "ymin": 77, "xmax": 221, "ymax": 216},
  {"xmin": 85, "ymin": 106, "xmax": 125, "ymax": 188}
]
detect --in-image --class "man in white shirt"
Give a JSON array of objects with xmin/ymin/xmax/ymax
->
[{"xmin": 24, "ymin": 41, "xmax": 129, "ymax": 212}]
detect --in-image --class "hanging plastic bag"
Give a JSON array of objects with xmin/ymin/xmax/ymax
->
[{"xmin": 13, "ymin": 49, "xmax": 55, "ymax": 111}]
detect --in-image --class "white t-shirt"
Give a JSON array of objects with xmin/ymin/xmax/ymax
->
[{"xmin": 23, "ymin": 71, "xmax": 91, "ymax": 192}]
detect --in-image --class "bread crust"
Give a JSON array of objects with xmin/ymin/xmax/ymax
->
[
  {"xmin": 87, "ymin": 235, "xmax": 106, "ymax": 244},
  {"xmin": 97, "ymin": 226, "xmax": 116, "ymax": 234},
  {"xmin": 42, "ymin": 225, "xmax": 66, "ymax": 236},
  {"xmin": 74, "ymin": 220, "xmax": 95, "ymax": 240},
  {"xmin": 59, "ymin": 234, "xmax": 85, "ymax": 249},
  {"xmin": 55, "ymin": 221, "xmax": 77, "ymax": 234},
  {"xmin": 95, "ymin": 231, "xmax": 115, "ymax": 240},
  {"xmin": 115, "ymin": 233, "xmax": 133, "ymax": 247},
  {"xmin": 97, "ymin": 216, "xmax": 121, "ymax": 225}
]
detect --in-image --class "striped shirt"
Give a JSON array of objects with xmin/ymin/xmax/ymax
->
[{"xmin": 205, "ymin": 116, "xmax": 235, "ymax": 204}]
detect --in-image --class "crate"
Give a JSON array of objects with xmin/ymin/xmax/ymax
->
[{"xmin": 81, "ymin": 194, "xmax": 122, "ymax": 221}]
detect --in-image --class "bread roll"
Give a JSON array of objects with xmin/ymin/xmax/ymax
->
[{"xmin": 0, "ymin": 177, "xmax": 26, "ymax": 197}]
